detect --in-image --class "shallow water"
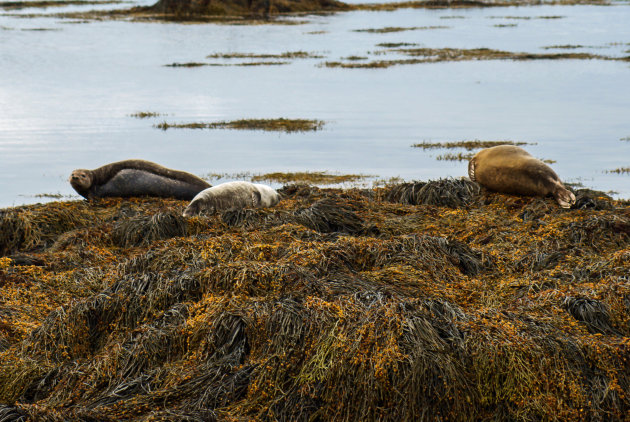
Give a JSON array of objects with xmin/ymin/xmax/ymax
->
[{"xmin": 1, "ymin": 1, "xmax": 630, "ymax": 207}]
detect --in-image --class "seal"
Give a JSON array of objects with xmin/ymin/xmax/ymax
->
[
  {"xmin": 69, "ymin": 159, "xmax": 211, "ymax": 200},
  {"xmin": 468, "ymin": 145, "xmax": 576, "ymax": 208},
  {"xmin": 182, "ymin": 181, "xmax": 280, "ymax": 217}
]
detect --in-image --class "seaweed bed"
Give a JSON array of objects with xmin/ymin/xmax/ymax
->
[{"xmin": 0, "ymin": 180, "xmax": 629, "ymax": 420}]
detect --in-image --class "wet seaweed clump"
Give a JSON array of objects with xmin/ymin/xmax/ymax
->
[
  {"xmin": 571, "ymin": 188, "xmax": 615, "ymax": 210},
  {"xmin": 155, "ymin": 118, "xmax": 324, "ymax": 133},
  {"xmin": 1, "ymin": 183, "xmax": 629, "ymax": 421},
  {"xmin": 562, "ymin": 297, "xmax": 620, "ymax": 335},
  {"xmin": 384, "ymin": 178, "xmax": 480, "ymax": 208},
  {"xmin": 111, "ymin": 212, "xmax": 188, "ymax": 247},
  {"xmin": 294, "ymin": 197, "xmax": 369, "ymax": 234}
]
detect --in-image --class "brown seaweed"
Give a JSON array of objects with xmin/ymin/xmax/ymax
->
[{"xmin": 0, "ymin": 183, "xmax": 628, "ymax": 421}]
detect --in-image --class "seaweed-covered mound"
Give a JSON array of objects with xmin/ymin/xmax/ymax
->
[
  {"xmin": 147, "ymin": 0, "xmax": 350, "ymax": 18},
  {"xmin": 0, "ymin": 183, "xmax": 629, "ymax": 421}
]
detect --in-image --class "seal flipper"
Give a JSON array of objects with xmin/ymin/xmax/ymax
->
[
  {"xmin": 552, "ymin": 181, "xmax": 576, "ymax": 209},
  {"xmin": 468, "ymin": 157, "xmax": 477, "ymax": 182},
  {"xmin": 251, "ymin": 190, "xmax": 262, "ymax": 207}
]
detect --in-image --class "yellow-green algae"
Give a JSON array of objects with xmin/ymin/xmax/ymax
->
[
  {"xmin": 155, "ymin": 118, "xmax": 324, "ymax": 133},
  {"xmin": 353, "ymin": 25, "xmax": 449, "ymax": 33},
  {"xmin": 607, "ymin": 167, "xmax": 630, "ymax": 174},
  {"xmin": 251, "ymin": 171, "xmax": 372, "ymax": 184},
  {"xmin": 412, "ymin": 140, "xmax": 531, "ymax": 150},
  {"xmin": 129, "ymin": 111, "xmax": 163, "ymax": 119},
  {"xmin": 0, "ymin": 182, "xmax": 629, "ymax": 420},
  {"xmin": 0, "ymin": 0, "xmax": 121, "ymax": 10},
  {"xmin": 324, "ymin": 47, "xmax": 630, "ymax": 69},
  {"xmin": 206, "ymin": 51, "xmax": 323, "ymax": 59}
]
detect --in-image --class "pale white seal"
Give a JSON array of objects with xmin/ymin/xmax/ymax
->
[{"xmin": 182, "ymin": 181, "xmax": 280, "ymax": 217}]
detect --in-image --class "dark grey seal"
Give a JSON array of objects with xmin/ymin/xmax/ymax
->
[{"xmin": 69, "ymin": 159, "xmax": 211, "ymax": 200}]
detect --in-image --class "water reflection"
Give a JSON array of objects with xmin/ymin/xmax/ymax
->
[{"xmin": 1, "ymin": 2, "xmax": 629, "ymax": 207}]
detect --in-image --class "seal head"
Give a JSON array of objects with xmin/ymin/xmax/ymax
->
[{"xmin": 69, "ymin": 169, "xmax": 93, "ymax": 197}]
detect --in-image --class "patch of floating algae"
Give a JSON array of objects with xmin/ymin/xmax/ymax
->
[
  {"xmin": 0, "ymin": 0, "xmax": 121, "ymax": 10},
  {"xmin": 413, "ymin": 140, "xmax": 532, "ymax": 150},
  {"xmin": 376, "ymin": 42, "xmax": 418, "ymax": 48},
  {"xmin": 155, "ymin": 118, "xmax": 324, "ymax": 133},
  {"xmin": 0, "ymin": 181, "xmax": 629, "ymax": 420},
  {"xmin": 607, "ymin": 167, "xmax": 630, "ymax": 174},
  {"xmin": 165, "ymin": 51, "xmax": 324, "ymax": 68},
  {"xmin": 252, "ymin": 171, "xmax": 371, "ymax": 185},
  {"xmin": 353, "ymin": 25, "xmax": 449, "ymax": 33},
  {"xmin": 166, "ymin": 60, "xmax": 290, "ymax": 67},
  {"xmin": 206, "ymin": 51, "xmax": 323, "ymax": 59},
  {"xmin": 129, "ymin": 111, "xmax": 162, "ymax": 118},
  {"xmin": 324, "ymin": 47, "xmax": 629, "ymax": 69},
  {"xmin": 436, "ymin": 152, "xmax": 475, "ymax": 161}
]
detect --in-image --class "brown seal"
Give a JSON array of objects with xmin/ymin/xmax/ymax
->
[
  {"xmin": 69, "ymin": 159, "xmax": 211, "ymax": 200},
  {"xmin": 468, "ymin": 145, "xmax": 576, "ymax": 208}
]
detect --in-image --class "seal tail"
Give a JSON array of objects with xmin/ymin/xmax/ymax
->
[{"xmin": 468, "ymin": 157, "xmax": 477, "ymax": 182}]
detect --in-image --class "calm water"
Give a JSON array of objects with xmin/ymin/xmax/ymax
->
[{"xmin": 1, "ymin": 1, "xmax": 630, "ymax": 207}]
